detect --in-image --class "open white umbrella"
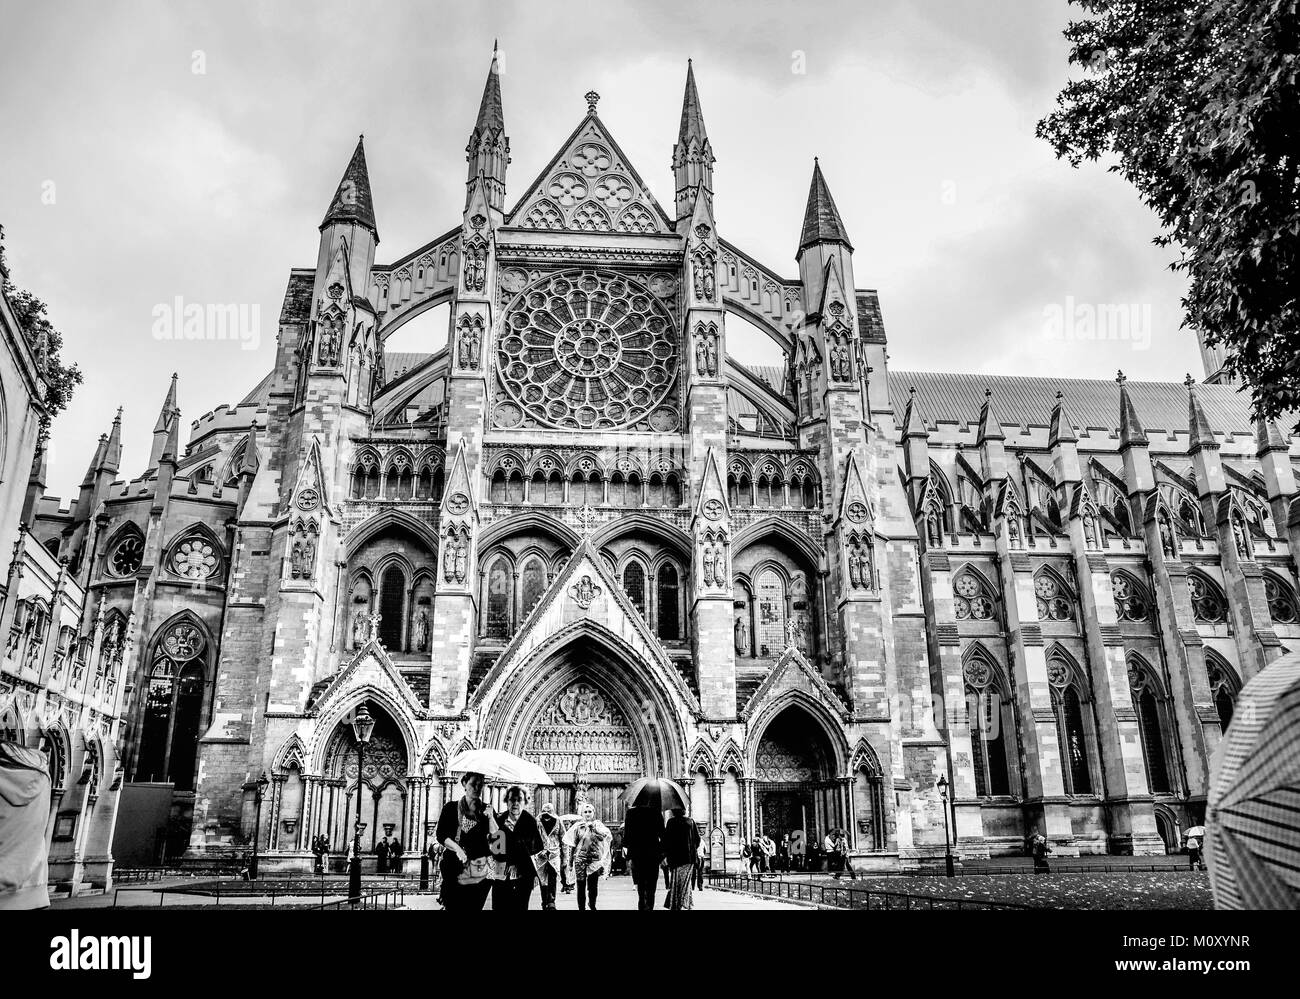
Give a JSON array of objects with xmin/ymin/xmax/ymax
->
[
  {"xmin": 447, "ymin": 748, "xmax": 554, "ymax": 786},
  {"xmin": 1206, "ymin": 652, "xmax": 1300, "ymax": 909}
]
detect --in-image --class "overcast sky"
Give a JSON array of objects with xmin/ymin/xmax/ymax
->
[{"xmin": 0, "ymin": 0, "xmax": 1200, "ymax": 499}]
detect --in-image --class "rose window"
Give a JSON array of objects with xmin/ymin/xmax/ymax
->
[
  {"xmin": 110, "ymin": 536, "xmax": 144, "ymax": 576},
  {"xmin": 497, "ymin": 268, "xmax": 678, "ymax": 430},
  {"xmin": 171, "ymin": 537, "xmax": 219, "ymax": 580}
]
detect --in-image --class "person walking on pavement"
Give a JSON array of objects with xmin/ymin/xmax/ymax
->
[
  {"xmin": 663, "ymin": 808, "xmax": 702, "ymax": 910},
  {"xmin": 623, "ymin": 804, "xmax": 665, "ymax": 911},
  {"xmin": 435, "ymin": 770, "xmax": 498, "ymax": 911},
  {"xmin": 536, "ymin": 801, "xmax": 568, "ymax": 909},
  {"xmin": 492, "ymin": 785, "xmax": 543, "ymax": 911},
  {"xmin": 564, "ymin": 801, "xmax": 611, "ymax": 911}
]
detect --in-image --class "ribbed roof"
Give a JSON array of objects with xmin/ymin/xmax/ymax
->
[
  {"xmin": 240, "ymin": 368, "xmax": 275, "ymax": 406},
  {"xmin": 891, "ymin": 371, "xmax": 1256, "ymax": 437}
]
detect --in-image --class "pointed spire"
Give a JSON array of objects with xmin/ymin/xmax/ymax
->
[
  {"xmin": 1049, "ymin": 391, "xmax": 1077, "ymax": 447},
  {"xmin": 1255, "ymin": 414, "xmax": 1289, "ymax": 456},
  {"xmin": 1116, "ymin": 370, "xmax": 1148, "ymax": 447},
  {"xmin": 901, "ymin": 387, "xmax": 928, "ymax": 439},
  {"xmin": 242, "ymin": 422, "xmax": 259, "ymax": 475},
  {"xmin": 102, "ymin": 407, "xmax": 123, "ymax": 473},
  {"xmin": 1186, "ymin": 374, "xmax": 1218, "ymax": 452},
  {"xmin": 81, "ymin": 432, "xmax": 107, "ymax": 486},
  {"xmin": 154, "ymin": 373, "xmax": 179, "ymax": 433},
  {"xmin": 473, "ymin": 42, "xmax": 504, "ymax": 138},
  {"xmin": 798, "ymin": 159, "xmax": 852, "ymax": 254},
  {"xmin": 678, "ymin": 59, "xmax": 708, "ymax": 146},
  {"xmin": 977, "ymin": 389, "xmax": 1005, "ymax": 443},
  {"xmin": 320, "ymin": 136, "xmax": 378, "ymax": 239}
]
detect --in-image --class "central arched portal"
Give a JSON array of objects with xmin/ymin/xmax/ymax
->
[
  {"xmin": 484, "ymin": 633, "xmax": 683, "ymax": 821},
  {"xmin": 754, "ymin": 706, "xmax": 841, "ymax": 846}
]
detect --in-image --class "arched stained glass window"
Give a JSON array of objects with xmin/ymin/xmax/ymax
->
[
  {"xmin": 657, "ymin": 563, "xmax": 680, "ymax": 639},
  {"xmin": 623, "ymin": 561, "xmax": 647, "ymax": 618}
]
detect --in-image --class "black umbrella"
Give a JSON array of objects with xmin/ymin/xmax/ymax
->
[{"xmin": 623, "ymin": 776, "xmax": 689, "ymax": 812}]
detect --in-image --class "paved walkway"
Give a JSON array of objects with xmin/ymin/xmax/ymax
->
[
  {"xmin": 52, "ymin": 874, "xmax": 804, "ymax": 911},
  {"xmin": 404, "ymin": 875, "xmax": 805, "ymax": 910}
]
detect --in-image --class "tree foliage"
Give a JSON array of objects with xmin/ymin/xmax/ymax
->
[
  {"xmin": 1038, "ymin": 1, "xmax": 1300, "ymax": 424},
  {"xmin": 0, "ymin": 225, "xmax": 83, "ymax": 436}
]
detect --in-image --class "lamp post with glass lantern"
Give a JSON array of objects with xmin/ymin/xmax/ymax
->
[
  {"xmin": 349, "ymin": 704, "xmax": 375, "ymax": 905},
  {"xmin": 936, "ymin": 774, "xmax": 955, "ymax": 877},
  {"xmin": 250, "ymin": 770, "xmax": 269, "ymax": 880}
]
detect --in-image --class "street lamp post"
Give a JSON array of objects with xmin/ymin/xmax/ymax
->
[
  {"xmin": 420, "ymin": 763, "xmax": 434, "ymax": 891},
  {"xmin": 349, "ymin": 704, "xmax": 375, "ymax": 906},
  {"xmin": 250, "ymin": 771, "xmax": 269, "ymax": 880},
  {"xmin": 936, "ymin": 774, "xmax": 955, "ymax": 877}
]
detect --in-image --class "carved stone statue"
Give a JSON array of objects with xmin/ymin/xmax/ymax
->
[
  {"xmin": 702, "ymin": 544, "xmax": 716, "ymax": 587},
  {"xmin": 734, "ymin": 615, "xmax": 748, "ymax": 654},
  {"xmin": 290, "ymin": 541, "xmax": 304, "ymax": 579},
  {"xmin": 1160, "ymin": 516, "xmax": 1177, "ymax": 558},
  {"xmin": 847, "ymin": 544, "xmax": 862, "ymax": 588},
  {"xmin": 303, "ymin": 536, "xmax": 316, "ymax": 578},
  {"xmin": 1233, "ymin": 516, "xmax": 1250, "ymax": 559},
  {"xmin": 413, "ymin": 608, "xmax": 429, "ymax": 652},
  {"xmin": 703, "ymin": 332, "xmax": 718, "ymax": 377},
  {"xmin": 454, "ymin": 531, "xmax": 468, "ymax": 584},
  {"xmin": 352, "ymin": 608, "xmax": 370, "ymax": 645}
]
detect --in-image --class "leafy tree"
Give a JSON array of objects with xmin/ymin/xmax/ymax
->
[
  {"xmin": 1038, "ymin": 1, "xmax": 1300, "ymax": 424},
  {"xmin": 0, "ymin": 225, "xmax": 83, "ymax": 437}
]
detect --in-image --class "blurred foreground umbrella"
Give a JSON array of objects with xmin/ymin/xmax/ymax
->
[
  {"xmin": 623, "ymin": 776, "xmax": 689, "ymax": 812},
  {"xmin": 1207, "ymin": 652, "xmax": 1300, "ymax": 909},
  {"xmin": 447, "ymin": 748, "xmax": 554, "ymax": 786}
]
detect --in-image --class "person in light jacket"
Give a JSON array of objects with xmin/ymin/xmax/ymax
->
[{"xmin": 0, "ymin": 741, "xmax": 51, "ymax": 910}]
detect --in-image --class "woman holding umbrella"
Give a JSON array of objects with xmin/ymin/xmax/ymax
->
[{"xmin": 435, "ymin": 771, "xmax": 498, "ymax": 911}]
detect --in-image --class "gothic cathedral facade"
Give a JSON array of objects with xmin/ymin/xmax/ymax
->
[{"xmin": 25, "ymin": 52, "xmax": 1300, "ymax": 872}]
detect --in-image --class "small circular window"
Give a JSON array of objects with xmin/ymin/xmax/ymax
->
[
  {"xmin": 171, "ymin": 537, "xmax": 219, "ymax": 580},
  {"xmin": 110, "ymin": 535, "xmax": 144, "ymax": 576}
]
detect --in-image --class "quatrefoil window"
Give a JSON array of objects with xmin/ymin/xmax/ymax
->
[{"xmin": 571, "ymin": 143, "xmax": 613, "ymax": 177}]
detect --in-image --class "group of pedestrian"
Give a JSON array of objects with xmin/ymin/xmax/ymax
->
[
  {"xmin": 430, "ymin": 770, "xmax": 707, "ymax": 911},
  {"xmin": 623, "ymin": 803, "xmax": 704, "ymax": 910}
]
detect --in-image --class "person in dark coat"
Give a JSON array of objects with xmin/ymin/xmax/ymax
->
[
  {"xmin": 389, "ymin": 837, "xmax": 404, "ymax": 875},
  {"xmin": 622, "ymin": 805, "xmax": 665, "ymax": 911},
  {"xmin": 435, "ymin": 771, "xmax": 497, "ymax": 911},
  {"xmin": 375, "ymin": 836, "xmax": 389, "ymax": 875},
  {"xmin": 492, "ymin": 785, "xmax": 544, "ymax": 911},
  {"xmin": 663, "ymin": 808, "xmax": 702, "ymax": 910}
]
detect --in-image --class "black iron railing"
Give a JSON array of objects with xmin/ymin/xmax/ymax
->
[
  {"xmin": 708, "ymin": 872, "xmax": 1030, "ymax": 910},
  {"xmin": 319, "ymin": 887, "xmax": 406, "ymax": 910}
]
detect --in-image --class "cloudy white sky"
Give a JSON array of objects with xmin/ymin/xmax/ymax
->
[{"xmin": 0, "ymin": 0, "xmax": 1199, "ymax": 499}]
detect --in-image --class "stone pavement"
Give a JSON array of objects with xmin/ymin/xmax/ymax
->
[
  {"xmin": 405, "ymin": 874, "xmax": 805, "ymax": 910},
  {"xmin": 51, "ymin": 874, "xmax": 805, "ymax": 911}
]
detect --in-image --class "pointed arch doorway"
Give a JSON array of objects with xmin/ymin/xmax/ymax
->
[{"xmin": 481, "ymin": 632, "xmax": 684, "ymax": 822}]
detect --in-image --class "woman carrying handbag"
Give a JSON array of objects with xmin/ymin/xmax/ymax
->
[{"xmin": 434, "ymin": 771, "xmax": 499, "ymax": 911}]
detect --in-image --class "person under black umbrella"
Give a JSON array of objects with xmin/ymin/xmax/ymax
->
[{"xmin": 623, "ymin": 804, "xmax": 665, "ymax": 911}]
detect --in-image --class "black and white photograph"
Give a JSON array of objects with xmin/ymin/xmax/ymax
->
[{"xmin": 0, "ymin": 0, "xmax": 1294, "ymax": 978}]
